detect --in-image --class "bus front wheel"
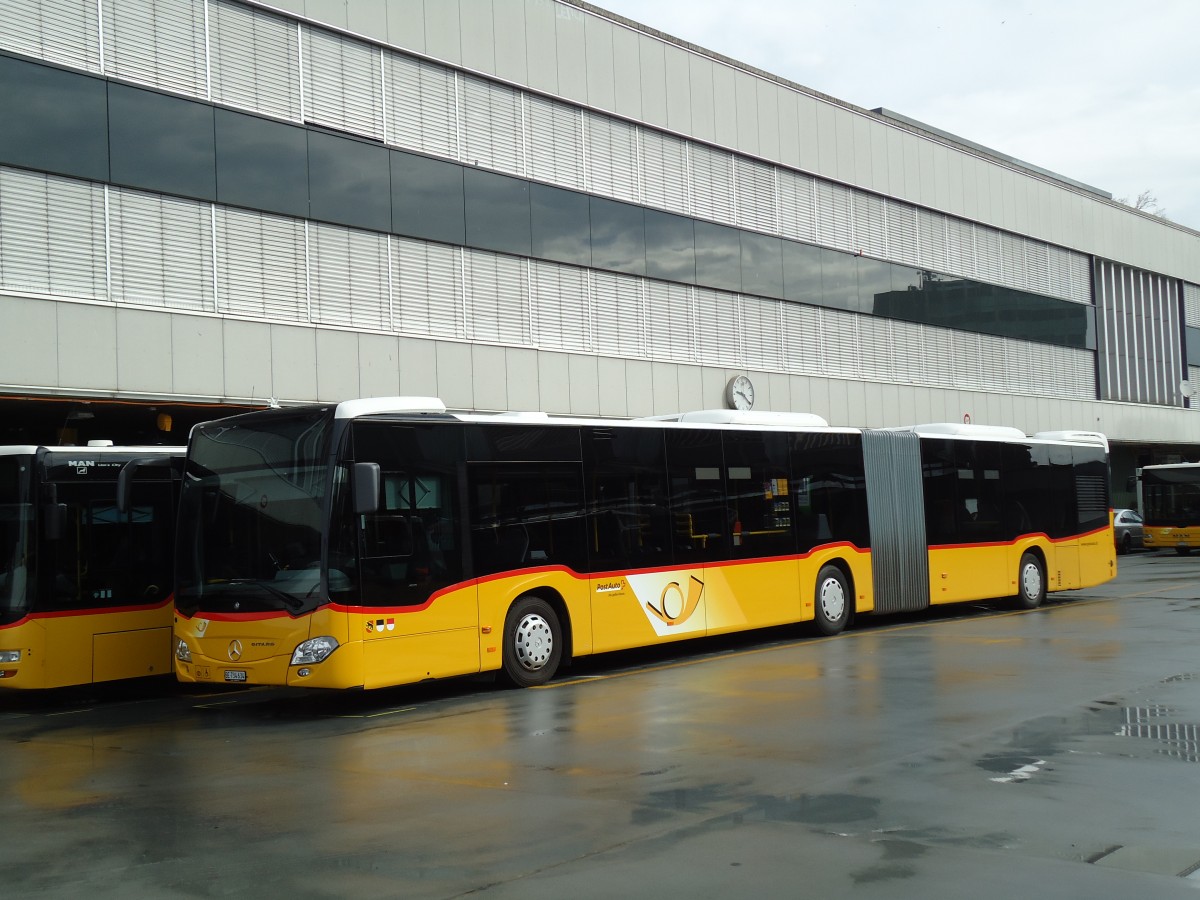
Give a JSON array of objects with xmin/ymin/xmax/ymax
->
[
  {"xmin": 814, "ymin": 565, "xmax": 851, "ymax": 636},
  {"xmin": 1014, "ymin": 552, "xmax": 1046, "ymax": 610},
  {"xmin": 501, "ymin": 595, "xmax": 562, "ymax": 688}
]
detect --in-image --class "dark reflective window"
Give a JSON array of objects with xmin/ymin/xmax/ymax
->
[
  {"xmin": 791, "ymin": 432, "xmax": 869, "ymax": 551},
  {"xmin": 591, "ymin": 196, "xmax": 646, "ymax": 276},
  {"xmin": 782, "ymin": 240, "xmax": 822, "ymax": 304},
  {"xmin": 391, "ymin": 150, "xmax": 464, "ymax": 246},
  {"xmin": 694, "ymin": 221, "xmax": 741, "ymax": 293},
  {"xmin": 531, "ymin": 183, "xmax": 591, "ymax": 266},
  {"xmin": 109, "ymin": 82, "xmax": 215, "ymax": 200},
  {"xmin": 645, "ymin": 209, "xmax": 694, "ymax": 283},
  {"xmin": 464, "ymin": 168, "xmax": 531, "ymax": 257},
  {"xmin": 1185, "ymin": 327, "xmax": 1200, "ymax": 368},
  {"xmin": 666, "ymin": 428, "xmax": 727, "ymax": 563},
  {"xmin": 308, "ymin": 130, "xmax": 390, "ymax": 232},
  {"xmin": 584, "ymin": 426, "xmax": 672, "ymax": 570},
  {"xmin": 215, "ymin": 108, "xmax": 308, "ymax": 218},
  {"xmin": 856, "ymin": 257, "xmax": 893, "ymax": 314},
  {"xmin": 722, "ymin": 430, "xmax": 794, "ymax": 559},
  {"xmin": 820, "ymin": 248, "xmax": 859, "ymax": 311},
  {"xmin": 740, "ymin": 231, "xmax": 784, "ymax": 300},
  {"xmin": 0, "ymin": 55, "xmax": 108, "ymax": 182}
]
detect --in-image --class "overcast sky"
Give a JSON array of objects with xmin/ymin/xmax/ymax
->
[{"xmin": 595, "ymin": 0, "xmax": 1200, "ymax": 233}]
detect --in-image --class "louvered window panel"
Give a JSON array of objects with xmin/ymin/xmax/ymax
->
[
  {"xmin": 1024, "ymin": 238, "xmax": 1050, "ymax": 296},
  {"xmin": 1186, "ymin": 284, "xmax": 1200, "ymax": 328},
  {"xmin": 916, "ymin": 209, "xmax": 947, "ymax": 273},
  {"xmin": 309, "ymin": 223, "xmax": 389, "ymax": 330},
  {"xmin": 215, "ymin": 207, "xmax": 307, "ymax": 321},
  {"xmin": 952, "ymin": 333, "xmax": 983, "ymax": 389},
  {"xmin": 851, "ymin": 193, "xmax": 887, "ymax": 258},
  {"xmin": 640, "ymin": 130, "xmax": 689, "ymax": 215},
  {"xmin": 1068, "ymin": 253, "xmax": 1092, "ymax": 304},
  {"xmin": 694, "ymin": 288, "xmax": 740, "ymax": 367},
  {"xmin": 525, "ymin": 96, "xmax": 584, "ymax": 190},
  {"xmin": 820, "ymin": 308, "xmax": 860, "ymax": 378},
  {"xmin": 976, "ymin": 335, "xmax": 1010, "ymax": 390},
  {"xmin": 857, "ymin": 316, "xmax": 893, "ymax": 381},
  {"xmin": 303, "ymin": 26, "xmax": 383, "ymax": 140},
  {"xmin": 108, "ymin": 187, "xmax": 213, "ymax": 312},
  {"xmin": 644, "ymin": 281, "xmax": 694, "ymax": 362},
  {"xmin": 1189, "ymin": 366, "xmax": 1200, "ymax": 407},
  {"xmin": 0, "ymin": 169, "xmax": 105, "ymax": 299},
  {"xmin": 884, "ymin": 199, "xmax": 918, "ymax": 267},
  {"xmin": 1000, "ymin": 232, "xmax": 1027, "ymax": 291},
  {"xmin": 690, "ymin": 145, "xmax": 735, "ymax": 224},
  {"xmin": 463, "ymin": 251, "xmax": 529, "ymax": 345},
  {"xmin": 592, "ymin": 271, "xmax": 645, "ymax": 357},
  {"xmin": 734, "ymin": 157, "xmax": 777, "ymax": 233},
  {"xmin": 889, "ymin": 319, "xmax": 925, "ymax": 385},
  {"xmin": 1047, "ymin": 245, "xmax": 1074, "ymax": 302},
  {"xmin": 209, "ymin": 0, "xmax": 300, "ymax": 121},
  {"xmin": 101, "ymin": 0, "xmax": 206, "ymax": 96},
  {"xmin": 385, "ymin": 52, "xmax": 457, "ymax": 159},
  {"xmin": 781, "ymin": 303, "xmax": 823, "ymax": 375},
  {"xmin": 393, "ymin": 237, "xmax": 462, "ymax": 339},
  {"xmin": 778, "ymin": 170, "xmax": 816, "ymax": 243},
  {"xmin": 460, "ymin": 75, "xmax": 524, "ymax": 177},
  {"xmin": 741, "ymin": 295, "xmax": 782, "ymax": 371},
  {"xmin": 944, "ymin": 217, "xmax": 974, "ymax": 279},
  {"xmin": 532, "ymin": 261, "xmax": 590, "ymax": 352},
  {"xmin": 584, "ymin": 114, "xmax": 639, "ymax": 204},
  {"xmin": 0, "ymin": 0, "xmax": 101, "ymax": 72},
  {"xmin": 974, "ymin": 225, "xmax": 1002, "ymax": 284},
  {"xmin": 815, "ymin": 181, "xmax": 853, "ymax": 253},
  {"xmin": 922, "ymin": 327, "xmax": 954, "ymax": 387}
]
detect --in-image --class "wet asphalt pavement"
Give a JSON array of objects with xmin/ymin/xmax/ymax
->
[{"xmin": 3, "ymin": 551, "xmax": 1200, "ymax": 898}]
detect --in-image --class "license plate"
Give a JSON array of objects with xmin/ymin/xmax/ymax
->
[{"xmin": 224, "ymin": 670, "xmax": 247, "ymax": 683}]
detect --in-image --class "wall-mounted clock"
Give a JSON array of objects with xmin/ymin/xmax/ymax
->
[{"xmin": 726, "ymin": 374, "xmax": 755, "ymax": 411}]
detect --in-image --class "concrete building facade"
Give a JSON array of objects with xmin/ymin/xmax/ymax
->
[{"xmin": 1, "ymin": 0, "xmax": 1198, "ymax": 499}]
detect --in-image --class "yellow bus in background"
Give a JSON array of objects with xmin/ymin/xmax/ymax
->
[
  {"xmin": 172, "ymin": 399, "xmax": 1113, "ymax": 690},
  {"xmin": 1139, "ymin": 462, "xmax": 1200, "ymax": 554},
  {"xmin": 0, "ymin": 444, "xmax": 184, "ymax": 689}
]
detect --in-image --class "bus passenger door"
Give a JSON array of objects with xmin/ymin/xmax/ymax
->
[{"xmin": 346, "ymin": 422, "xmax": 477, "ymax": 688}]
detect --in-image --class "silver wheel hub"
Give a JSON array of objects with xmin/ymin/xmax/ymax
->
[
  {"xmin": 819, "ymin": 577, "xmax": 846, "ymax": 622},
  {"xmin": 1022, "ymin": 563, "xmax": 1042, "ymax": 599},
  {"xmin": 514, "ymin": 613, "xmax": 553, "ymax": 671}
]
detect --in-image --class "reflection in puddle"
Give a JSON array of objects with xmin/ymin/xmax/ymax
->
[{"xmin": 1116, "ymin": 705, "xmax": 1200, "ymax": 763}]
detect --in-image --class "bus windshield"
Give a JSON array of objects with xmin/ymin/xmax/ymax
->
[
  {"xmin": 1142, "ymin": 467, "xmax": 1200, "ymax": 527},
  {"xmin": 0, "ymin": 455, "xmax": 34, "ymax": 625},
  {"xmin": 175, "ymin": 409, "xmax": 333, "ymax": 616}
]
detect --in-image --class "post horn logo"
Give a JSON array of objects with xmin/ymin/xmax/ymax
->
[
  {"xmin": 227, "ymin": 640, "xmax": 243, "ymax": 662},
  {"xmin": 645, "ymin": 575, "xmax": 704, "ymax": 626}
]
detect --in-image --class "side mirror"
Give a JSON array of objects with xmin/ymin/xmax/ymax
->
[{"xmin": 353, "ymin": 462, "xmax": 380, "ymax": 515}]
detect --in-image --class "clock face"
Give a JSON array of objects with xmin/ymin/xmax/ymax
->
[{"xmin": 727, "ymin": 375, "xmax": 755, "ymax": 411}]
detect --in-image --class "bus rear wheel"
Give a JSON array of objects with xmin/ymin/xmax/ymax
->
[
  {"xmin": 1014, "ymin": 552, "xmax": 1046, "ymax": 609},
  {"xmin": 501, "ymin": 596, "xmax": 562, "ymax": 688},
  {"xmin": 814, "ymin": 565, "xmax": 851, "ymax": 636}
]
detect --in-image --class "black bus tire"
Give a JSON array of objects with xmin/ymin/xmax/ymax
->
[
  {"xmin": 501, "ymin": 595, "xmax": 562, "ymax": 688},
  {"xmin": 1014, "ymin": 552, "xmax": 1046, "ymax": 609},
  {"xmin": 814, "ymin": 565, "xmax": 851, "ymax": 636}
]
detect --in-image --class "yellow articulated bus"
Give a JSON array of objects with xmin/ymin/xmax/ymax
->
[
  {"xmin": 0, "ymin": 444, "xmax": 184, "ymax": 689},
  {"xmin": 172, "ymin": 399, "xmax": 1114, "ymax": 690},
  {"xmin": 1139, "ymin": 462, "xmax": 1200, "ymax": 554}
]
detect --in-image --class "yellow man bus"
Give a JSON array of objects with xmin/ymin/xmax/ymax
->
[
  {"xmin": 0, "ymin": 443, "xmax": 184, "ymax": 689},
  {"xmin": 1139, "ymin": 462, "xmax": 1200, "ymax": 554},
  {"xmin": 171, "ymin": 399, "xmax": 1113, "ymax": 690}
]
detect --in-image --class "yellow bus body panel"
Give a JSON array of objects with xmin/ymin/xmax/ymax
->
[
  {"xmin": 0, "ymin": 603, "xmax": 173, "ymax": 690},
  {"xmin": 1143, "ymin": 527, "xmax": 1200, "ymax": 551}
]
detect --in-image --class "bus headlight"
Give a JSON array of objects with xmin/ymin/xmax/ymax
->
[
  {"xmin": 175, "ymin": 640, "xmax": 192, "ymax": 663},
  {"xmin": 291, "ymin": 636, "xmax": 339, "ymax": 666},
  {"xmin": 0, "ymin": 650, "xmax": 20, "ymax": 663}
]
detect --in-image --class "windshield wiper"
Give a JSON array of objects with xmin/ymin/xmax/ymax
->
[{"xmin": 212, "ymin": 578, "xmax": 308, "ymax": 611}]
